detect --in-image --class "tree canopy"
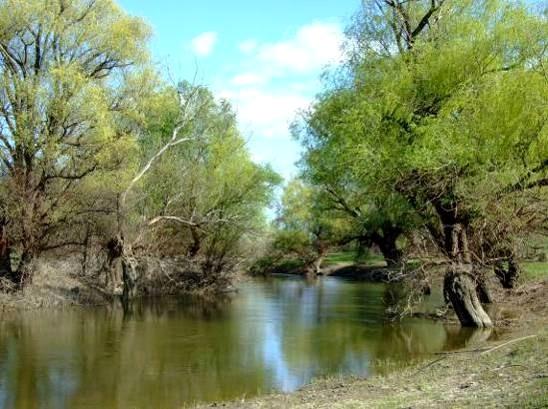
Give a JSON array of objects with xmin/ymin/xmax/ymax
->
[
  {"xmin": 0, "ymin": 0, "xmax": 280, "ymax": 294},
  {"xmin": 290, "ymin": 0, "xmax": 547, "ymax": 327}
]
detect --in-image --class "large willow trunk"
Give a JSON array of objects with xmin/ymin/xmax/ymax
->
[
  {"xmin": 444, "ymin": 267, "xmax": 493, "ymax": 327},
  {"xmin": 0, "ymin": 248, "xmax": 11, "ymax": 280},
  {"xmin": 121, "ymin": 259, "xmax": 138, "ymax": 306},
  {"xmin": 378, "ymin": 240, "xmax": 402, "ymax": 268},
  {"xmin": 476, "ymin": 274, "xmax": 493, "ymax": 304},
  {"xmin": 442, "ymin": 221, "xmax": 493, "ymax": 328},
  {"xmin": 314, "ymin": 239, "xmax": 329, "ymax": 275},
  {"xmin": 372, "ymin": 227, "xmax": 402, "ymax": 268},
  {"xmin": 106, "ymin": 237, "xmax": 139, "ymax": 303},
  {"xmin": 13, "ymin": 252, "xmax": 34, "ymax": 288}
]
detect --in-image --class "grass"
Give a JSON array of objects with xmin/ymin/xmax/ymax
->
[
  {"xmin": 323, "ymin": 251, "xmax": 357, "ymax": 265},
  {"xmin": 522, "ymin": 261, "xmax": 548, "ymax": 281},
  {"xmin": 323, "ymin": 251, "xmax": 386, "ymax": 267}
]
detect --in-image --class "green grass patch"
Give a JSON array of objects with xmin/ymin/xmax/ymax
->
[
  {"xmin": 323, "ymin": 251, "xmax": 387, "ymax": 267},
  {"xmin": 323, "ymin": 251, "xmax": 357, "ymax": 265},
  {"xmin": 522, "ymin": 261, "xmax": 548, "ymax": 281}
]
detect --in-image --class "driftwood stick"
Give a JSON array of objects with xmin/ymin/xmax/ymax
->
[
  {"xmin": 413, "ymin": 356, "xmax": 448, "ymax": 375},
  {"xmin": 434, "ymin": 334, "xmax": 538, "ymax": 356},
  {"xmin": 480, "ymin": 335, "xmax": 537, "ymax": 355}
]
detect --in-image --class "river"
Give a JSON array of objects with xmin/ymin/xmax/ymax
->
[{"xmin": 0, "ymin": 275, "xmax": 489, "ymax": 408}]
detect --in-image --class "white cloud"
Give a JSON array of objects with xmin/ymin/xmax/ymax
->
[
  {"xmin": 220, "ymin": 88, "xmax": 310, "ymax": 139},
  {"xmin": 214, "ymin": 21, "xmax": 345, "ymax": 178},
  {"xmin": 190, "ymin": 32, "xmax": 218, "ymax": 57},
  {"xmin": 257, "ymin": 22, "xmax": 344, "ymax": 74},
  {"xmin": 230, "ymin": 73, "xmax": 267, "ymax": 86},
  {"xmin": 239, "ymin": 39, "xmax": 258, "ymax": 54}
]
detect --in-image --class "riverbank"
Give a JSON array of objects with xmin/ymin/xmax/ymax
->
[
  {"xmin": 195, "ymin": 278, "xmax": 548, "ymax": 409},
  {"xmin": 0, "ymin": 256, "xmax": 233, "ymax": 312},
  {"xmin": 0, "ymin": 258, "xmax": 110, "ymax": 312}
]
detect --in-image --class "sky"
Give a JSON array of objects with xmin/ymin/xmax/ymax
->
[{"xmin": 117, "ymin": 0, "xmax": 361, "ymax": 181}]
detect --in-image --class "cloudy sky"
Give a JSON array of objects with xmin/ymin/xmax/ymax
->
[{"xmin": 118, "ymin": 0, "xmax": 360, "ymax": 180}]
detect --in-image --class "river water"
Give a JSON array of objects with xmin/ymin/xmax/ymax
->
[{"xmin": 0, "ymin": 275, "xmax": 488, "ymax": 408}]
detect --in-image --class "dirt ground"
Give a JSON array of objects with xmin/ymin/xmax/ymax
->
[{"xmin": 194, "ymin": 279, "xmax": 548, "ymax": 409}]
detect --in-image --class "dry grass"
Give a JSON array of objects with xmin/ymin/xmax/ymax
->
[{"xmin": 0, "ymin": 257, "xmax": 109, "ymax": 312}]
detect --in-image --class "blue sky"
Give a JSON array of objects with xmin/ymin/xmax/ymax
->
[{"xmin": 117, "ymin": 0, "xmax": 360, "ymax": 180}]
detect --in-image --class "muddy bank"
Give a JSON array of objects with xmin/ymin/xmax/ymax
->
[{"xmin": 323, "ymin": 263, "xmax": 402, "ymax": 282}]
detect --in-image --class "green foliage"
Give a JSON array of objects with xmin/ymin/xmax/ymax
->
[
  {"xmin": 297, "ymin": 0, "xmax": 548, "ymax": 264},
  {"xmin": 0, "ymin": 1, "xmax": 280, "ymax": 286},
  {"xmin": 273, "ymin": 178, "xmax": 353, "ymax": 261},
  {"xmin": 0, "ymin": 0, "xmax": 152, "ymax": 268},
  {"xmin": 127, "ymin": 83, "xmax": 281, "ymax": 272}
]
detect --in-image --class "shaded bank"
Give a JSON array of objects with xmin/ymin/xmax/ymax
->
[{"xmin": 0, "ymin": 256, "xmax": 233, "ymax": 312}]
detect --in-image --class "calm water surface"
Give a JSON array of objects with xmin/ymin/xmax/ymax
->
[{"xmin": 0, "ymin": 276, "xmax": 489, "ymax": 408}]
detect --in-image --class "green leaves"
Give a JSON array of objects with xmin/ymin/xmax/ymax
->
[
  {"xmin": 0, "ymin": 0, "xmax": 151, "ymax": 257},
  {"xmin": 295, "ymin": 0, "xmax": 547, "ymax": 262},
  {"xmin": 132, "ymin": 84, "xmax": 280, "ymax": 261}
]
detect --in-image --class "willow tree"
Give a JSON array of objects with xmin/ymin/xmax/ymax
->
[
  {"xmin": 136, "ymin": 84, "xmax": 280, "ymax": 269},
  {"xmin": 297, "ymin": 88, "xmax": 418, "ymax": 267},
  {"xmin": 0, "ymin": 0, "xmax": 150, "ymax": 286},
  {"xmin": 106, "ymin": 83, "xmax": 280, "ymax": 299},
  {"xmin": 301, "ymin": 0, "xmax": 547, "ymax": 327}
]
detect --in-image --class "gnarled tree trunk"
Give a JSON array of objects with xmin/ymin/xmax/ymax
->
[
  {"xmin": 13, "ymin": 252, "xmax": 34, "ymax": 288},
  {"xmin": 440, "ymin": 220, "xmax": 493, "ymax": 327},
  {"xmin": 188, "ymin": 227, "xmax": 201, "ymax": 258},
  {"xmin": 106, "ymin": 237, "xmax": 124, "ymax": 293},
  {"xmin": 494, "ymin": 256, "xmax": 520, "ymax": 289},
  {"xmin": 313, "ymin": 238, "xmax": 329, "ymax": 276},
  {"xmin": 476, "ymin": 274, "xmax": 493, "ymax": 304},
  {"xmin": 106, "ymin": 236, "xmax": 139, "ymax": 304},
  {"xmin": 371, "ymin": 226, "xmax": 402, "ymax": 268},
  {"xmin": 378, "ymin": 238, "xmax": 402, "ymax": 268},
  {"xmin": 121, "ymin": 256, "xmax": 138, "ymax": 306},
  {"xmin": 444, "ymin": 267, "xmax": 493, "ymax": 328}
]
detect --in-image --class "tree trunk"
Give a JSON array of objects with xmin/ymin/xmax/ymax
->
[
  {"xmin": 0, "ymin": 222, "xmax": 13, "ymax": 282},
  {"xmin": 372, "ymin": 230, "xmax": 402, "ymax": 268},
  {"xmin": 106, "ymin": 237, "xmax": 124, "ymax": 293},
  {"xmin": 476, "ymin": 274, "xmax": 493, "ymax": 304},
  {"xmin": 12, "ymin": 252, "xmax": 34, "ymax": 289},
  {"xmin": 441, "ymin": 221, "xmax": 493, "ymax": 327},
  {"xmin": 121, "ymin": 256, "xmax": 138, "ymax": 306},
  {"xmin": 0, "ymin": 246, "xmax": 11, "ymax": 280},
  {"xmin": 494, "ymin": 256, "xmax": 520, "ymax": 289},
  {"xmin": 312, "ymin": 253, "xmax": 325, "ymax": 276},
  {"xmin": 444, "ymin": 267, "xmax": 493, "ymax": 328},
  {"xmin": 81, "ymin": 224, "xmax": 91, "ymax": 276},
  {"xmin": 188, "ymin": 227, "xmax": 201, "ymax": 258},
  {"xmin": 106, "ymin": 237, "xmax": 139, "ymax": 303},
  {"xmin": 314, "ymin": 238, "xmax": 329, "ymax": 275}
]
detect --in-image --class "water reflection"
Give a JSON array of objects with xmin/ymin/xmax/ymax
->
[{"xmin": 0, "ymin": 276, "xmax": 493, "ymax": 408}]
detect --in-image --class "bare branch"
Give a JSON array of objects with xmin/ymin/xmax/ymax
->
[
  {"xmin": 121, "ymin": 86, "xmax": 203, "ymax": 206},
  {"xmin": 147, "ymin": 215, "xmax": 199, "ymax": 228}
]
